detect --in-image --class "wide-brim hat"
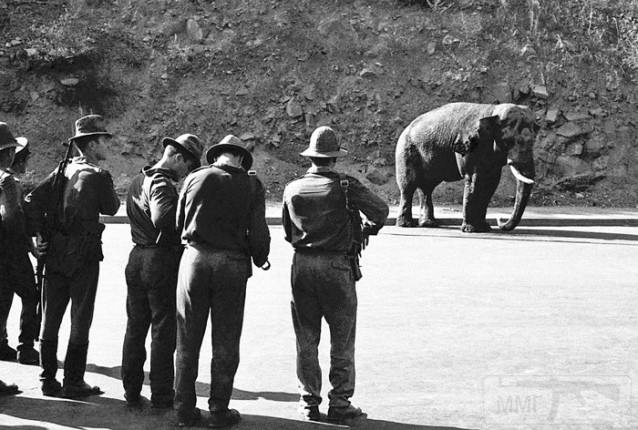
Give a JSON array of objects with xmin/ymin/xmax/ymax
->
[
  {"xmin": 15, "ymin": 137, "xmax": 29, "ymax": 156},
  {"xmin": 162, "ymin": 133, "xmax": 204, "ymax": 167},
  {"xmin": 69, "ymin": 114, "xmax": 112, "ymax": 141},
  {"xmin": 300, "ymin": 126, "xmax": 347, "ymax": 158},
  {"xmin": 206, "ymin": 134, "xmax": 254, "ymax": 170},
  {"xmin": 0, "ymin": 122, "xmax": 19, "ymax": 151}
]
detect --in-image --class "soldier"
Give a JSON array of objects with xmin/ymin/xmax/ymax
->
[
  {"xmin": 0, "ymin": 137, "xmax": 40, "ymax": 365},
  {"xmin": 24, "ymin": 115, "xmax": 120, "ymax": 398},
  {"xmin": 174, "ymin": 135, "xmax": 270, "ymax": 428},
  {"xmin": 121, "ymin": 134, "xmax": 203, "ymax": 408},
  {"xmin": 0, "ymin": 123, "xmax": 23, "ymax": 395},
  {"xmin": 282, "ymin": 126, "xmax": 389, "ymax": 423}
]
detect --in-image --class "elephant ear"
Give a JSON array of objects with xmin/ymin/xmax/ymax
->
[
  {"xmin": 478, "ymin": 115, "xmax": 509, "ymax": 151},
  {"xmin": 453, "ymin": 115, "xmax": 500, "ymax": 155}
]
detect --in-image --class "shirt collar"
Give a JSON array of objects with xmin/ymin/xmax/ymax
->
[
  {"xmin": 307, "ymin": 166, "xmax": 334, "ymax": 174},
  {"xmin": 214, "ymin": 162, "xmax": 245, "ymax": 173},
  {"xmin": 142, "ymin": 166, "xmax": 179, "ymax": 182}
]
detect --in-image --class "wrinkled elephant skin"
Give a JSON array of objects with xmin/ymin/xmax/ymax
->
[{"xmin": 394, "ymin": 102, "xmax": 537, "ymax": 232}]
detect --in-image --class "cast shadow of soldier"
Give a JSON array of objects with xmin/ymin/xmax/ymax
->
[
  {"xmin": 2, "ymin": 395, "xmax": 479, "ymax": 430},
  {"xmin": 0, "ymin": 363, "xmax": 477, "ymax": 429}
]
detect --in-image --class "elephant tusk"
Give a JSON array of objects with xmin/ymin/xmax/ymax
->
[{"xmin": 509, "ymin": 164, "xmax": 535, "ymax": 184}]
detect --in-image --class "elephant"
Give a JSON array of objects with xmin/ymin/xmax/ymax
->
[{"xmin": 395, "ymin": 102, "xmax": 538, "ymax": 232}]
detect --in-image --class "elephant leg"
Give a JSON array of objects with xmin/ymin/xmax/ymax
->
[
  {"xmin": 475, "ymin": 170, "xmax": 502, "ymax": 231},
  {"xmin": 396, "ymin": 181, "xmax": 418, "ymax": 227},
  {"xmin": 417, "ymin": 181, "xmax": 440, "ymax": 227},
  {"xmin": 461, "ymin": 173, "xmax": 491, "ymax": 233}
]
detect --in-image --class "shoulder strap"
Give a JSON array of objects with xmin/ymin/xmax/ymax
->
[{"xmin": 338, "ymin": 172, "xmax": 350, "ymax": 211}]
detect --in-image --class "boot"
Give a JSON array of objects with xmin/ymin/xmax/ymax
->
[
  {"xmin": 40, "ymin": 339, "xmax": 62, "ymax": 396},
  {"xmin": 61, "ymin": 342, "xmax": 102, "ymax": 398},
  {"xmin": 17, "ymin": 344, "xmax": 40, "ymax": 365}
]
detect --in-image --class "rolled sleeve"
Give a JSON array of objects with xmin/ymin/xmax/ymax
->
[
  {"xmin": 149, "ymin": 176, "xmax": 178, "ymax": 231},
  {"xmin": 99, "ymin": 171, "xmax": 120, "ymax": 216},
  {"xmin": 248, "ymin": 177, "xmax": 270, "ymax": 267},
  {"xmin": 349, "ymin": 177, "xmax": 389, "ymax": 235}
]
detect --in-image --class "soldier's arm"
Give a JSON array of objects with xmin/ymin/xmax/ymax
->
[
  {"xmin": 175, "ymin": 176, "xmax": 189, "ymax": 238},
  {"xmin": 348, "ymin": 176, "xmax": 389, "ymax": 235},
  {"xmin": 0, "ymin": 174, "xmax": 24, "ymax": 235},
  {"xmin": 148, "ymin": 175, "xmax": 178, "ymax": 232},
  {"xmin": 281, "ymin": 194, "xmax": 292, "ymax": 243},
  {"xmin": 248, "ymin": 177, "xmax": 270, "ymax": 267},
  {"xmin": 99, "ymin": 170, "xmax": 120, "ymax": 216}
]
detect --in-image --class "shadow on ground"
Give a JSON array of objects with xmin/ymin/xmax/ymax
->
[
  {"xmin": 0, "ymin": 395, "xmax": 477, "ymax": 429},
  {"xmin": 85, "ymin": 363, "xmax": 299, "ymax": 403},
  {"xmin": 387, "ymin": 226, "xmax": 638, "ymax": 244}
]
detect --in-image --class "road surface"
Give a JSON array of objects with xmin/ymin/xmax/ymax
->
[{"xmin": 1, "ymin": 224, "xmax": 637, "ymax": 429}]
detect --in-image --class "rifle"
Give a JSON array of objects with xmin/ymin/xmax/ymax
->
[
  {"xmin": 339, "ymin": 173, "xmax": 366, "ymax": 281},
  {"xmin": 34, "ymin": 139, "xmax": 74, "ymax": 322}
]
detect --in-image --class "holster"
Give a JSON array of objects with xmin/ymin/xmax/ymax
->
[
  {"xmin": 47, "ymin": 225, "xmax": 104, "ymax": 277},
  {"xmin": 348, "ymin": 255, "xmax": 363, "ymax": 282}
]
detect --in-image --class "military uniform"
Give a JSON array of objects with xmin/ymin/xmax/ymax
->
[
  {"xmin": 121, "ymin": 134, "xmax": 203, "ymax": 408},
  {"xmin": 282, "ymin": 126, "xmax": 388, "ymax": 422},
  {"xmin": 0, "ymin": 168, "xmax": 39, "ymax": 364},
  {"xmin": 0, "ymin": 123, "xmax": 22, "ymax": 395},
  {"xmin": 174, "ymin": 135, "xmax": 270, "ymax": 427},
  {"xmin": 24, "ymin": 115, "xmax": 119, "ymax": 397}
]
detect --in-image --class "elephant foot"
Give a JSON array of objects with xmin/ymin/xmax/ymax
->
[
  {"xmin": 418, "ymin": 218, "xmax": 439, "ymax": 228},
  {"xmin": 461, "ymin": 221, "xmax": 492, "ymax": 233},
  {"xmin": 396, "ymin": 216, "xmax": 417, "ymax": 228}
]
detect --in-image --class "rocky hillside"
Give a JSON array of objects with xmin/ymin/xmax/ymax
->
[{"xmin": 1, "ymin": 0, "xmax": 637, "ymax": 207}]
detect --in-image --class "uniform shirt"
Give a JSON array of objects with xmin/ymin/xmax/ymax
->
[
  {"xmin": 176, "ymin": 163, "xmax": 270, "ymax": 267},
  {"xmin": 282, "ymin": 166, "xmax": 389, "ymax": 253},
  {"xmin": 0, "ymin": 169, "xmax": 27, "ymax": 255},
  {"xmin": 24, "ymin": 156, "xmax": 120, "ymax": 236},
  {"xmin": 127, "ymin": 166, "xmax": 180, "ymax": 247}
]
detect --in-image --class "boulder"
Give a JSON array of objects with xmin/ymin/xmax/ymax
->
[
  {"xmin": 556, "ymin": 122, "xmax": 592, "ymax": 138},
  {"xmin": 566, "ymin": 142, "xmax": 583, "ymax": 156},
  {"xmin": 545, "ymin": 108, "xmax": 560, "ymax": 123},
  {"xmin": 532, "ymin": 85, "xmax": 548, "ymax": 98},
  {"xmin": 186, "ymin": 19, "xmax": 204, "ymax": 41},
  {"xmin": 564, "ymin": 111, "xmax": 590, "ymax": 121},
  {"xmin": 359, "ymin": 68, "xmax": 376, "ymax": 78},
  {"xmin": 286, "ymin": 98, "xmax": 303, "ymax": 118},
  {"xmin": 555, "ymin": 155, "xmax": 593, "ymax": 177},
  {"xmin": 60, "ymin": 78, "xmax": 80, "ymax": 86}
]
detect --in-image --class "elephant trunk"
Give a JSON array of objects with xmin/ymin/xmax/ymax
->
[{"xmin": 497, "ymin": 162, "xmax": 534, "ymax": 231}]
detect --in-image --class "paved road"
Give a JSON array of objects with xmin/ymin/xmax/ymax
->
[{"xmin": 1, "ymin": 225, "xmax": 638, "ymax": 429}]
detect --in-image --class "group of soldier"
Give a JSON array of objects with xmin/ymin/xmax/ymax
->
[{"xmin": 0, "ymin": 115, "xmax": 389, "ymax": 427}]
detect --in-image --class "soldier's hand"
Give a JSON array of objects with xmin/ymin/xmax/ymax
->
[
  {"xmin": 260, "ymin": 260, "xmax": 271, "ymax": 271},
  {"xmin": 32, "ymin": 234, "xmax": 48, "ymax": 258}
]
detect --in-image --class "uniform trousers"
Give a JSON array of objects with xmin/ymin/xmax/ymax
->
[
  {"xmin": 39, "ymin": 260, "xmax": 99, "ymax": 384},
  {"xmin": 122, "ymin": 245, "xmax": 180, "ymax": 403},
  {"xmin": 291, "ymin": 251, "xmax": 357, "ymax": 408},
  {"xmin": 174, "ymin": 244, "xmax": 250, "ymax": 419},
  {"xmin": 0, "ymin": 250, "xmax": 39, "ymax": 348}
]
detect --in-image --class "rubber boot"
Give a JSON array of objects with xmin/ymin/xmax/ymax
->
[
  {"xmin": 61, "ymin": 342, "xmax": 102, "ymax": 398},
  {"xmin": 40, "ymin": 339, "xmax": 62, "ymax": 396}
]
